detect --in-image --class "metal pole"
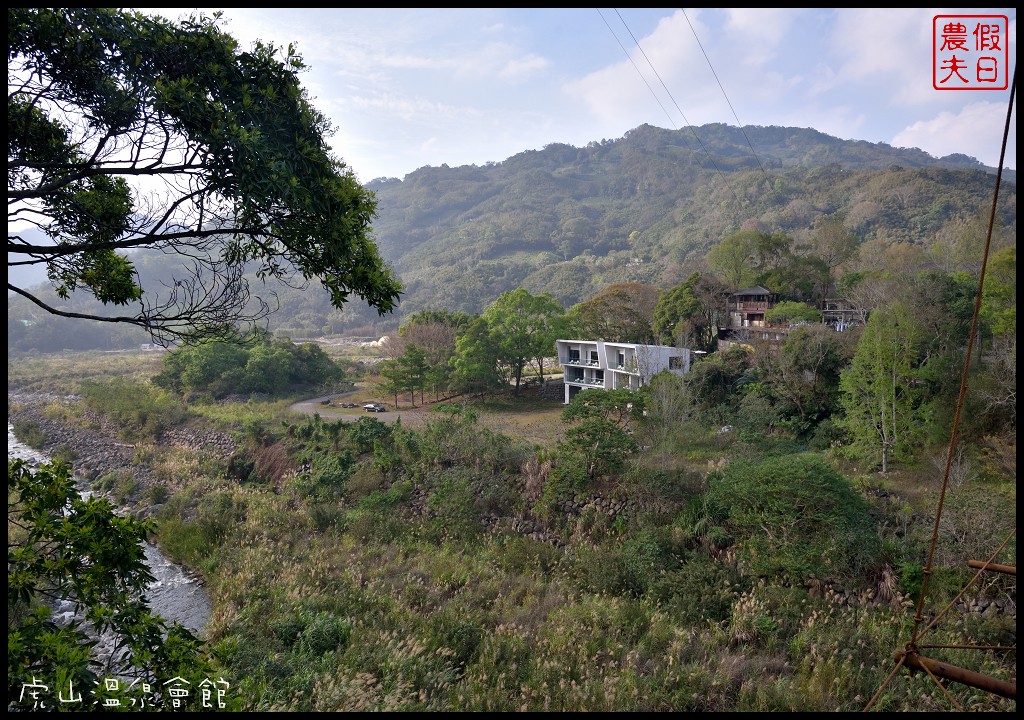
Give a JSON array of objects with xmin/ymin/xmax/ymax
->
[
  {"xmin": 897, "ymin": 651, "xmax": 1016, "ymax": 700},
  {"xmin": 967, "ymin": 560, "xmax": 1016, "ymax": 576}
]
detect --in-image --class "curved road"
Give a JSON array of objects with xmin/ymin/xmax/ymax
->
[{"xmin": 288, "ymin": 389, "xmax": 431, "ymax": 425}]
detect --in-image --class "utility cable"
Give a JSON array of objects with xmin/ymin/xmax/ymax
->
[
  {"xmin": 680, "ymin": 8, "xmax": 768, "ymax": 177},
  {"xmin": 910, "ymin": 66, "xmax": 1015, "ymax": 647},
  {"xmin": 595, "ymin": 9, "xmax": 681, "ymax": 133},
  {"xmin": 864, "ymin": 65, "xmax": 1016, "ymax": 710},
  {"xmin": 612, "ymin": 8, "xmax": 728, "ymax": 182}
]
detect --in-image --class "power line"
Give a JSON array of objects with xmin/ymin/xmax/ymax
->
[
  {"xmin": 610, "ymin": 8, "xmax": 728, "ymax": 182},
  {"xmin": 864, "ymin": 64, "xmax": 1017, "ymax": 710},
  {"xmin": 594, "ymin": 9, "xmax": 680, "ymax": 133},
  {"xmin": 680, "ymin": 8, "xmax": 768, "ymax": 176}
]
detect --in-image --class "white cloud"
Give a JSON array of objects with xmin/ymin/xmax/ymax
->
[
  {"xmin": 829, "ymin": 9, "xmax": 935, "ymax": 106},
  {"xmin": 722, "ymin": 8, "xmax": 801, "ymax": 65},
  {"xmin": 566, "ymin": 10, "xmax": 721, "ymax": 130},
  {"xmin": 346, "ymin": 93, "xmax": 470, "ymax": 122},
  {"xmin": 499, "ymin": 53, "xmax": 550, "ymax": 81},
  {"xmin": 892, "ymin": 101, "xmax": 1017, "ymax": 168}
]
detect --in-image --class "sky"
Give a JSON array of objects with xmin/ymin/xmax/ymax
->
[{"xmin": 142, "ymin": 8, "xmax": 1017, "ymax": 184}]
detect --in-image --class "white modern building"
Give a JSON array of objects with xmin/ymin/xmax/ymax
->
[{"xmin": 555, "ymin": 339, "xmax": 691, "ymax": 404}]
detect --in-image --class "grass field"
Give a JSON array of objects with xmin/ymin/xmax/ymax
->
[
  {"xmin": 291, "ymin": 378, "xmax": 567, "ymax": 448},
  {"xmin": 8, "ymin": 349, "xmax": 168, "ymax": 395}
]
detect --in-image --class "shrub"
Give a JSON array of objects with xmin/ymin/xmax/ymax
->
[
  {"xmin": 148, "ymin": 484, "xmax": 169, "ymax": 505},
  {"xmin": 296, "ymin": 611, "xmax": 352, "ymax": 656},
  {"xmin": 346, "ymin": 416, "xmax": 392, "ymax": 454},
  {"xmin": 79, "ymin": 378, "xmax": 189, "ymax": 440},
  {"xmin": 51, "ymin": 443, "xmax": 78, "ymax": 464},
  {"xmin": 345, "ymin": 464, "xmax": 387, "ymax": 501},
  {"xmin": 649, "ymin": 559, "xmax": 748, "ymax": 624},
  {"xmin": 536, "ymin": 456, "xmax": 588, "ymax": 521},
  {"xmin": 113, "ymin": 473, "xmax": 139, "ymax": 504},
  {"xmin": 302, "ymin": 451, "xmax": 355, "ymax": 499},
  {"xmin": 493, "ymin": 535, "xmax": 563, "ymax": 575},
  {"xmin": 427, "ymin": 470, "xmax": 484, "ymax": 540},
  {"xmin": 702, "ymin": 452, "xmax": 882, "ymax": 581},
  {"xmin": 12, "ymin": 419, "xmax": 46, "ymax": 449}
]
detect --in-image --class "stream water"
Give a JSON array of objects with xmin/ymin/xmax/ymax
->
[{"xmin": 7, "ymin": 423, "xmax": 213, "ymax": 636}]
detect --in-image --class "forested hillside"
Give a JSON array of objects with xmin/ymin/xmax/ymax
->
[{"xmin": 9, "ymin": 123, "xmax": 1015, "ymax": 349}]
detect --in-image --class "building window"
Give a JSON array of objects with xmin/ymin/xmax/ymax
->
[
  {"xmin": 617, "ymin": 352, "xmax": 625, "ymax": 368},
  {"xmin": 669, "ymin": 356, "xmax": 684, "ymax": 370},
  {"xmin": 589, "ymin": 350, "xmax": 599, "ymax": 364},
  {"xmin": 569, "ymin": 349, "xmax": 580, "ymax": 363}
]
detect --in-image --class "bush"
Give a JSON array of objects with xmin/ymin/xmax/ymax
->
[
  {"xmin": 79, "ymin": 378, "xmax": 189, "ymax": 440},
  {"xmin": 346, "ymin": 416, "xmax": 392, "ymax": 455},
  {"xmin": 296, "ymin": 611, "xmax": 352, "ymax": 656},
  {"xmin": 148, "ymin": 484, "xmax": 170, "ymax": 505},
  {"xmin": 52, "ymin": 443, "xmax": 78, "ymax": 464},
  {"xmin": 12, "ymin": 419, "xmax": 46, "ymax": 449},
  {"xmin": 702, "ymin": 452, "xmax": 882, "ymax": 581},
  {"xmin": 427, "ymin": 470, "xmax": 484, "ymax": 540},
  {"xmin": 154, "ymin": 335, "xmax": 344, "ymax": 398},
  {"xmin": 650, "ymin": 559, "xmax": 748, "ymax": 623}
]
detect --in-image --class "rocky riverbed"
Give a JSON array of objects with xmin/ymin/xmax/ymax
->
[
  {"xmin": 7, "ymin": 404, "xmax": 215, "ymax": 638},
  {"xmin": 8, "ymin": 392, "xmax": 235, "ymax": 519}
]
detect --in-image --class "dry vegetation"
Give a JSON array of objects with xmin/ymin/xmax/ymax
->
[{"xmin": 8, "ymin": 349, "xmax": 1016, "ymax": 713}]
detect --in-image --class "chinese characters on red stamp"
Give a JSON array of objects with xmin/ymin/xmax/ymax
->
[{"xmin": 933, "ymin": 15, "xmax": 1009, "ymax": 90}]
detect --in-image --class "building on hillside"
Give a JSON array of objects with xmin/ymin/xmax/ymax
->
[
  {"xmin": 727, "ymin": 285, "xmax": 778, "ymax": 328},
  {"xmin": 717, "ymin": 286, "xmax": 862, "ymax": 351},
  {"xmin": 556, "ymin": 339, "xmax": 691, "ymax": 404},
  {"xmin": 717, "ymin": 285, "xmax": 787, "ymax": 351},
  {"xmin": 822, "ymin": 297, "xmax": 860, "ymax": 332}
]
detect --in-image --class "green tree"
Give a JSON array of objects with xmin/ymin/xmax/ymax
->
[
  {"xmin": 811, "ymin": 213, "xmax": 860, "ymax": 291},
  {"xmin": 396, "ymin": 310, "xmax": 472, "ymax": 399},
  {"xmin": 765, "ymin": 301, "xmax": 822, "ymax": 326},
  {"xmin": 567, "ymin": 282, "xmax": 661, "ymax": 343},
  {"xmin": 482, "ymin": 288, "xmax": 566, "ymax": 395},
  {"xmin": 838, "ymin": 301, "xmax": 923, "ymax": 472},
  {"xmin": 8, "ymin": 8, "xmax": 401, "ymax": 345},
  {"xmin": 452, "ymin": 317, "xmax": 503, "ymax": 398},
  {"xmin": 559, "ymin": 389, "xmax": 644, "ymax": 480},
  {"xmin": 653, "ymin": 273, "xmax": 728, "ymax": 351},
  {"xmin": 774, "ymin": 254, "xmax": 832, "ymax": 304},
  {"xmin": 153, "ymin": 335, "xmax": 342, "ymax": 397},
  {"xmin": 396, "ymin": 344, "xmax": 430, "ymax": 406},
  {"xmin": 241, "ymin": 342, "xmax": 292, "ymax": 394},
  {"xmin": 653, "ymin": 275, "xmax": 701, "ymax": 346},
  {"xmin": 154, "ymin": 341, "xmax": 248, "ymax": 394},
  {"xmin": 707, "ymin": 231, "xmax": 757, "ymax": 289},
  {"xmin": 685, "ymin": 345, "xmax": 752, "ymax": 414},
  {"xmin": 762, "ymin": 323, "xmax": 850, "ymax": 425},
  {"xmin": 979, "ymin": 245, "xmax": 1015, "ymax": 343},
  {"xmin": 376, "ymin": 359, "xmax": 407, "ymax": 408},
  {"xmin": 8, "ymin": 459, "xmax": 227, "ymax": 710}
]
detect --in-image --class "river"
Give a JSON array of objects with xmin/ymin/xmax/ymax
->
[{"xmin": 7, "ymin": 423, "xmax": 212, "ymax": 636}]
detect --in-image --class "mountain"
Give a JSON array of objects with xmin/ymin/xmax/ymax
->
[
  {"xmin": 8, "ymin": 123, "xmax": 1017, "ymax": 348},
  {"xmin": 361, "ymin": 123, "xmax": 1014, "ymax": 321}
]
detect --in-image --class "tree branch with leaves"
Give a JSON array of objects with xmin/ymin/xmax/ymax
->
[{"xmin": 8, "ymin": 8, "xmax": 401, "ymax": 345}]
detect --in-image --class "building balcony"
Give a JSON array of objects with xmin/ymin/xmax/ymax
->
[{"xmin": 729, "ymin": 301, "xmax": 770, "ymax": 312}]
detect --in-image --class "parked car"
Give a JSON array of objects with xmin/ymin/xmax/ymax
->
[{"xmin": 363, "ymin": 403, "xmax": 386, "ymax": 412}]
